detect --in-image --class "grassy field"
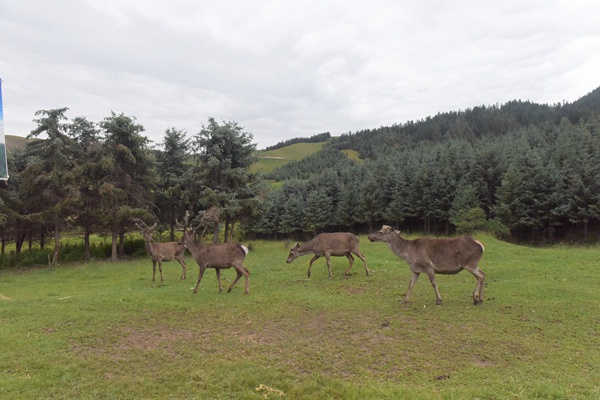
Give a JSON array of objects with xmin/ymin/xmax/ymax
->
[
  {"xmin": 1, "ymin": 234, "xmax": 599, "ymax": 399},
  {"xmin": 252, "ymin": 142, "xmax": 326, "ymax": 174}
]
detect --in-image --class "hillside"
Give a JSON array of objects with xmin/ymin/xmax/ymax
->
[
  {"xmin": 4, "ymin": 135, "xmax": 29, "ymax": 152},
  {"xmin": 244, "ymin": 85, "xmax": 600, "ymax": 242},
  {"xmin": 251, "ymin": 141, "xmax": 326, "ymax": 174}
]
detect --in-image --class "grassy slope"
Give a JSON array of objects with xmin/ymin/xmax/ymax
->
[
  {"xmin": 1, "ymin": 235, "xmax": 599, "ymax": 399},
  {"xmin": 4, "ymin": 134, "xmax": 30, "ymax": 153},
  {"xmin": 251, "ymin": 142, "xmax": 326, "ymax": 174}
]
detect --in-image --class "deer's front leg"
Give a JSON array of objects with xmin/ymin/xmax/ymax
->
[
  {"xmin": 193, "ymin": 265, "xmax": 207, "ymax": 294},
  {"xmin": 325, "ymin": 253, "xmax": 333, "ymax": 279},
  {"xmin": 307, "ymin": 255, "xmax": 320, "ymax": 278},
  {"xmin": 215, "ymin": 268, "xmax": 223, "ymax": 292},
  {"xmin": 158, "ymin": 260, "xmax": 164, "ymax": 283},
  {"xmin": 404, "ymin": 271, "xmax": 419, "ymax": 303}
]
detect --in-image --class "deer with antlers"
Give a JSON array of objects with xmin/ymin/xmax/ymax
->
[
  {"xmin": 135, "ymin": 219, "xmax": 188, "ymax": 283},
  {"xmin": 176, "ymin": 211, "xmax": 250, "ymax": 294}
]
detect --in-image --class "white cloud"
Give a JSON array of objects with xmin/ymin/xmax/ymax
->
[{"xmin": 1, "ymin": 0, "xmax": 599, "ymax": 148}]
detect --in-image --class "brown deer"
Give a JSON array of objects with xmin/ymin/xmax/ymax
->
[
  {"xmin": 286, "ymin": 232, "xmax": 370, "ymax": 279},
  {"xmin": 368, "ymin": 225, "xmax": 485, "ymax": 305},
  {"xmin": 177, "ymin": 221, "xmax": 250, "ymax": 294},
  {"xmin": 135, "ymin": 220, "xmax": 187, "ymax": 283}
]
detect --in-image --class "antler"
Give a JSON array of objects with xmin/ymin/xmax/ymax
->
[
  {"xmin": 134, "ymin": 218, "xmax": 157, "ymax": 233},
  {"xmin": 175, "ymin": 210, "xmax": 191, "ymax": 231},
  {"xmin": 176, "ymin": 209, "xmax": 220, "ymax": 243}
]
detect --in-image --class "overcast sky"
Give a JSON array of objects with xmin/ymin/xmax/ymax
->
[{"xmin": 1, "ymin": 1, "xmax": 599, "ymax": 149}]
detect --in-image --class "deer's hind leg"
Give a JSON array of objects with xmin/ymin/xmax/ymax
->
[
  {"xmin": 343, "ymin": 253, "xmax": 355, "ymax": 276},
  {"xmin": 352, "ymin": 250, "xmax": 370, "ymax": 276},
  {"xmin": 228, "ymin": 265, "xmax": 250, "ymax": 294},
  {"xmin": 466, "ymin": 265, "xmax": 486, "ymax": 305}
]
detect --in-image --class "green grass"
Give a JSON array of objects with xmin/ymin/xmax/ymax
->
[
  {"xmin": 1, "ymin": 235, "xmax": 599, "ymax": 399},
  {"xmin": 341, "ymin": 149, "xmax": 362, "ymax": 162},
  {"xmin": 252, "ymin": 142, "xmax": 326, "ymax": 174}
]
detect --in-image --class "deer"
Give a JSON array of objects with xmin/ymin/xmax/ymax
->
[
  {"xmin": 176, "ymin": 219, "xmax": 250, "ymax": 294},
  {"xmin": 134, "ymin": 220, "xmax": 187, "ymax": 283},
  {"xmin": 368, "ymin": 225, "xmax": 485, "ymax": 305},
  {"xmin": 286, "ymin": 232, "xmax": 370, "ymax": 279}
]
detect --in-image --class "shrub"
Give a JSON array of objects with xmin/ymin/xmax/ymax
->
[
  {"xmin": 0, "ymin": 238, "xmax": 148, "ymax": 270},
  {"xmin": 452, "ymin": 207, "xmax": 510, "ymax": 239}
]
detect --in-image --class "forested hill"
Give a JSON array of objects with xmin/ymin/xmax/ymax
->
[
  {"xmin": 263, "ymin": 132, "xmax": 331, "ymax": 151},
  {"xmin": 266, "ymin": 86, "xmax": 600, "ymax": 180},
  {"xmin": 329, "ymin": 85, "xmax": 600, "ymax": 158},
  {"xmin": 251, "ymin": 86, "xmax": 600, "ymax": 243}
]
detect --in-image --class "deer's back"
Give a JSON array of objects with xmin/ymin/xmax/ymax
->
[
  {"xmin": 411, "ymin": 236, "xmax": 483, "ymax": 271},
  {"xmin": 197, "ymin": 242, "xmax": 247, "ymax": 265},
  {"xmin": 311, "ymin": 233, "xmax": 360, "ymax": 255}
]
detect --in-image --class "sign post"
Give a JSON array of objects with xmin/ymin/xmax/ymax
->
[{"xmin": 0, "ymin": 78, "xmax": 8, "ymax": 180}]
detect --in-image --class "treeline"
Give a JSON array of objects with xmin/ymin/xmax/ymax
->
[
  {"xmin": 328, "ymin": 87, "xmax": 600, "ymax": 159},
  {"xmin": 2, "ymin": 87, "xmax": 600, "ymax": 267},
  {"xmin": 0, "ymin": 110, "xmax": 262, "ymax": 264},
  {"xmin": 263, "ymin": 132, "xmax": 331, "ymax": 151},
  {"xmin": 247, "ymin": 88, "xmax": 600, "ymax": 243}
]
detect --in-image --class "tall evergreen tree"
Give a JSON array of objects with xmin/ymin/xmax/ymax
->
[
  {"xmin": 99, "ymin": 112, "xmax": 155, "ymax": 260},
  {"xmin": 22, "ymin": 108, "xmax": 82, "ymax": 265},
  {"xmin": 67, "ymin": 116, "xmax": 103, "ymax": 261},
  {"xmin": 192, "ymin": 118, "xmax": 258, "ymax": 242},
  {"xmin": 156, "ymin": 128, "xmax": 190, "ymax": 240}
]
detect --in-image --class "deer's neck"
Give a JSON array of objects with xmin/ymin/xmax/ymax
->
[
  {"xmin": 387, "ymin": 233, "xmax": 412, "ymax": 258},
  {"xmin": 145, "ymin": 240, "xmax": 156, "ymax": 254},
  {"xmin": 184, "ymin": 236, "xmax": 202, "ymax": 254}
]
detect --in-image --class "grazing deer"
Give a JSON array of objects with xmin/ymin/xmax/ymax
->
[
  {"xmin": 368, "ymin": 225, "xmax": 485, "ymax": 305},
  {"xmin": 177, "ymin": 221, "xmax": 250, "ymax": 294},
  {"xmin": 135, "ymin": 220, "xmax": 187, "ymax": 283},
  {"xmin": 286, "ymin": 232, "xmax": 370, "ymax": 279}
]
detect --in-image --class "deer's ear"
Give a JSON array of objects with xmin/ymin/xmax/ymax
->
[{"xmin": 293, "ymin": 243, "xmax": 300, "ymax": 249}]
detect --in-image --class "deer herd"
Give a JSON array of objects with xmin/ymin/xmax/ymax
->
[{"xmin": 136, "ymin": 218, "xmax": 487, "ymax": 306}]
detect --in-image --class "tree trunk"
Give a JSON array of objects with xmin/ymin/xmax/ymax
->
[
  {"xmin": 111, "ymin": 231, "xmax": 118, "ymax": 261},
  {"xmin": 118, "ymin": 226, "xmax": 125, "ymax": 257},
  {"xmin": 118, "ymin": 229, "xmax": 125, "ymax": 257},
  {"xmin": 15, "ymin": 230, "xmax": 25, "ymax": 253},
  {"xmin": 224, "ymin": 222, "xmax": 229, "ymax": 243},
  {"xmin": 212, "ymin": 222, "xmax": 220, "ymax": 244},
  {"xmin": 84, "ymin": 227, "xmax": 91, "ymax": 262},
  {"xmin": 169, "ymin": 202, "xmax": 176, "ymax": 241},
  {"xmin": 52, "ymin": 217, "xmax": 60, "ymax": 266}
]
